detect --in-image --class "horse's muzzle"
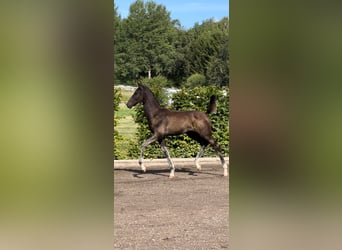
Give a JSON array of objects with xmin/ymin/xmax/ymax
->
[{"xmin": 126, "ymin": 102, "xmax": 132, "ymax": 109}]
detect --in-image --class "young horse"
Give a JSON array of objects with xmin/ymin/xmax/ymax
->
[{"xmin": 126, "ymin": 83, "xmax": 228, "ymax": 178}]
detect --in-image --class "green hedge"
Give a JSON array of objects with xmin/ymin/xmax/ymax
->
[{"xmin": 114, "ymin": 88, "xmax": 122, "ymax": 160}]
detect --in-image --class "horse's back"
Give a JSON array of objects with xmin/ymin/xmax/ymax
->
[{"xmin": 164, "ymin": 110, "xmax": 209, "ymax": 122}]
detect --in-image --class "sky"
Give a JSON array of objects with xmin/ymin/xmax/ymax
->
[{"xmin": 114, "ymin": 0, "xmax": 229, "ymax": 29}]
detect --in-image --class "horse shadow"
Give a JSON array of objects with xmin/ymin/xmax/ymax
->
[{"xmin": 114, "ymin": 166, "xmax": 221, "ymax": 179}]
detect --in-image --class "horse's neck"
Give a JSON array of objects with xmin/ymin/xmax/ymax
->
[{"xmin": 143, "ymin": 93, "xmax": 161, "ymax": 121}]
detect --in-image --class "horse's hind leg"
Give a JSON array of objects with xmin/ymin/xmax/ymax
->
[
  {"xmin": 186, "ymin": 131, "xmax": 207, "ymax": 172},
  {"xmin": 194, "ymin": 145, "xmax": 206, "ymax": 171},
  {"xmin": 139, "ymin": 134, "xmax": 158, "ymax": 172},
  {"xmin": 160, "ymin": 139, "xmax": 175, "ymax": 178},
  {"xmin": 207, "ymin": 137, "xmax": 228, "ymax": 177}
]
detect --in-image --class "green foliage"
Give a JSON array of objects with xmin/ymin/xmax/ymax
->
[
  {"xmin": 114, "ymin": 4, "xmax": 123, "ymax": 84},
  {"xmin": 114, "ymin": 1, "xmax": 229, "ymax": 86},
  {"xmin": 206, "ymin": 56, "xmax": 229, "ymax": 86},
  {"xmin": 185, "ymin": 73, "xmax": 207, "ymax": 87},
  {"xmin": 186, "ymin": 18, "xmax": 229, "ymax": 84},
  {"xmin": 140, "ymin": 76, "xmax": 169, "ymax": 104},
  {"xmin": 115, "ymin": 0, "xmax": 178, "ymax": 82},
  {"xmin": 114, "ymin": 88, "xmax": 138, "ymax": 159},
  {"xmin": 205, "ymin": 18, "xmax": 229, "ymax": 86},
  {"xmin": 114, "ymin": 88, "xmax": 121, "ymax": 127},
  {"xmin": 114, "ymin": 88, "xmax": 123, "ymax": 160}
]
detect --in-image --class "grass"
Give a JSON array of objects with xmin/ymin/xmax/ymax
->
[
  {"xmin": 120, "ymin": 89, "xmax": 135, "ymax": 103},
  {"xmin": 116, "ymin": 115, "xmax": 137, "ymax": 139},
  {"xmin": 115, "ymin": 101, "xmax": 137, "ymax": 140},
  {"xmin": 114, "ymin": 99, "xmax": 138, "ymax": 159},
  {"xmin": 115, "ymin": 88, "xmax": 137, "ymax": 138},
  {"xmin": 116, "ymin": 103, "xmax": 136, "ymax": 118},
  {"xmin": 114, "ymin": 88, "xmax": 139, "ymax": 158}
]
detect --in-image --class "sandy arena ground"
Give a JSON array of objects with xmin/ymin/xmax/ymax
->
[{"xmin": 114, "ymin": 163, "xmax": 229, "ymax": 249}]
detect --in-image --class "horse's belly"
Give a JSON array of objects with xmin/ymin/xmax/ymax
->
[{"xmin": 165, "ymin": 120, "xmax": 194, "ymax": 135}]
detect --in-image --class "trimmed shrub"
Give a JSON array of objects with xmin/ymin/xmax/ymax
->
[
  {"xmin": 185, "ymin": 73, "xmax": 206, "ymax": 88},
  {"xmin": 114, "ymin": 88, "xmax": 121, "ymax": 127},
  {"xmin": 114, "ymin": 88, "xmax": 122, "ymax": 159}
]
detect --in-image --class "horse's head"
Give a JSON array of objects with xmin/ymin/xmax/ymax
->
[{"xmin": 126, "ymin": 83, "xmax": 145, "ymax": 108}]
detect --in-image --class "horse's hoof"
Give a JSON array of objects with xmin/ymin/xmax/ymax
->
[
  {"xmin": 141, "ymin": 165, "xmax": 146, "ymax": 172},
  {"xmin": 169, "ymin": 174, "xmax": 175, "ymax": 179},
  {"xmin": 223, "ymin": 163, "xmax": 228, "ymax": 176},
  {"xmin": 195, "ymin": 163, "xmax": 201, "ymax": 171}
]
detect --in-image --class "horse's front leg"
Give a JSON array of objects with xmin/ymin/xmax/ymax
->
[
  {"xmin": 139, "ymin": 134, "xmax": 158, "ymax": 172},
  {"xmin": 160, "ymin": 139, "xmax": 175, "ymax": 178}
]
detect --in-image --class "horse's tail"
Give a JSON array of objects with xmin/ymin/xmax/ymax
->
[{"xmin": 206, "ymin": 95, "xmax": 217, "ymax": 114}]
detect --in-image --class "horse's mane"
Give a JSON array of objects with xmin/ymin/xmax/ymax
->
[{"xmin": 141, "ymin": 85, "xmax": 161, "ymax": 108}]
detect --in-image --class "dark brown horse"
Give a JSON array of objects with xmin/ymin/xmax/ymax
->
[{"xmin": 126, "ymin": 83, "xmax": 228, "ymax": 178}]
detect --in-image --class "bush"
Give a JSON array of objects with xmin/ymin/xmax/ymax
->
[
  {"xmin": 114, "ymin": 88, "xmax": 122, "ymax": 160},
  {"xmin": 114, "ymin": 88, "xmax": 121, "ymax": 126},
  {"xmin": 185, "ymin": 73, "xmax": 207, "ymax": 88}
]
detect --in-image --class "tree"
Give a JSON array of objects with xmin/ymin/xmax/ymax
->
[
  {"xmin": 206, "ymin": 18, "xmax": 229, "ymax": 86},
  {"xmin": 185, "ymin": 18, "xmax": 229, "ymax": 86},
  {"xmin": 114, "ymin": 1, "xmax": 229, "ymax": 87},
  {"xmin": 114, "ymin": 4, "xmax": 122, "ymax": 85},
  {"xmin": 206, "ymin": 55, "xmax": 229, "ymax": 86},
  {"xmin": 115, "ymin": 0, "xmax": 177, "ymax": 83}
]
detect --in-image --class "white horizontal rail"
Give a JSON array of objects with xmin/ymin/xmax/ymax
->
[{"xmin": 114, "ymin": 157, "xmax": 229, "ymax": 169}]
